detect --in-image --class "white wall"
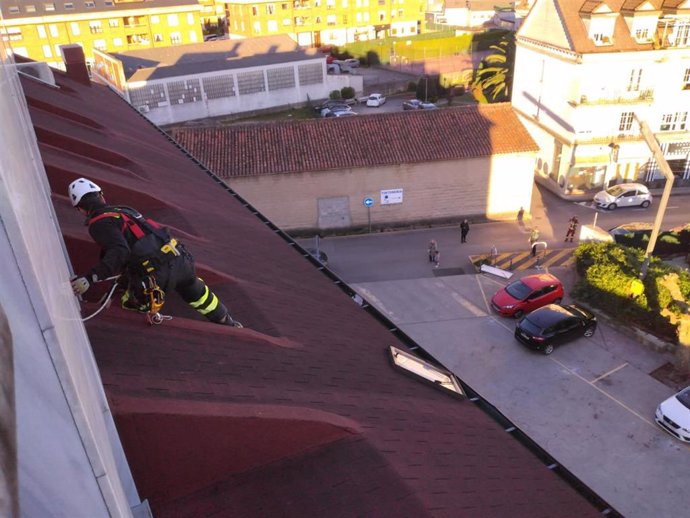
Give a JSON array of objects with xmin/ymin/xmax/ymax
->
[
  {"xmin": 0, "ymin": 36, "xmax": 143, "ymax": 518},
  {"xmin": 133, "ymin": 60, "xmax": 363, "ymax": 126}
]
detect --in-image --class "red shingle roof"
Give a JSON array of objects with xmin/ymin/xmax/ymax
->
[
  {"xmin": 21, "ymin": 63, "xmax": 607, "ymax": 518},
  {"xmin": 170, "ymin": 103, "xmax": 539, "ymax": 178}
]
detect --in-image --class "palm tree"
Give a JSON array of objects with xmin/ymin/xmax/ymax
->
[{"xmin": 473, "ymin": 33, "xmax": 515, "ymax": 102}]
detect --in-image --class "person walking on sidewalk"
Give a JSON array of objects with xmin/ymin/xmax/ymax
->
[
  {"xmin": 428, "ymin": 239, "xmax": 438, "ymax": 263},
  {"xmin": 460, "ymin": 219, "xmax": 470, "ymax": 243},
  {"xmin": 529, "ymin": 227, "xmax": 540, "ymax": 257},
  {"xmin": 564, "ymin": 215, "xmax": 579, "ymax": 243}
]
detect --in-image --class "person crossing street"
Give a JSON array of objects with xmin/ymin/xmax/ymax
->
[
  {"xmin": 68, "ymin": 178, "xmax": 243, "ymax": 327},
  {"xmin": 564, "ymin": 216, "xmax": 579, "ymax": 243}
]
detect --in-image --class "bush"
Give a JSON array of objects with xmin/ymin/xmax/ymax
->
[
  {"xmin": 329, "ymin": 90, "xmax": 342, "ymax": 100},
  {"xmin": 407, "ymin": 81, "xmax": 417, "ymax": 92},
  {"xmin": 341, "ymin": 86, "xmax": 355, "ymax": 100},
  {"xmin": 573, "ymin": 242, "xmax": 690, "ymax": 342}
]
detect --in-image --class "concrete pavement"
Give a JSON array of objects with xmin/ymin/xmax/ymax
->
[{"xmin": 299, "ymin": 223, "xmax": 690, "ymax": 518}]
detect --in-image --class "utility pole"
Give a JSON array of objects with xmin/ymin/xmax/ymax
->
[{"xmin": 634, "ymin": 114, "xmax": 675, "ymax": 279}]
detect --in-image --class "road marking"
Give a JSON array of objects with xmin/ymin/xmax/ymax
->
[
  {"xmin": 496, "ymin": 251, "xmax": 530, "ymax": 270},
  {"xmin": 590, "ymin": 362, "xmax": 628, "ymax": 384},
  {"xmin": 450, "ymin": 292, "xmax": 487, "ymax": 317},
  {"xmin": 549, "ymin": 357, "xmax": 656, "ymax": 429},
  {"xmin": 540, "ymin": 248, "xmax": 572, "ymax": 268}
]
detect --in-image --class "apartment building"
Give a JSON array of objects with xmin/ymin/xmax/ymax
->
[
  {"xmin": 0, "ymin": 0, "xmax": 204, "ymax": 69},
  {"xmin": 224, "ymin": 0, "xmax": 424, "ymax": 46},
  {"xmin": 511, "ymin": 0, "xmax": 690, "ymax": 199}
]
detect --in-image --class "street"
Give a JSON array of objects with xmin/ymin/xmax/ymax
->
[{"xmin": 297, "ymin": 185, "xmax": 690, "ymax": 518}]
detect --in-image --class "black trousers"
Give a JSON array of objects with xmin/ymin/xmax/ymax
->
[{"xmin": 128, "ymin": 250, "xmax": 229, "ymax": 323}]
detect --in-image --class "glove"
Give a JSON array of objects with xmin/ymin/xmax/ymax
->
[{"xmin": 71, "ymin": 276, "xmax": 90, "ymax": 296}]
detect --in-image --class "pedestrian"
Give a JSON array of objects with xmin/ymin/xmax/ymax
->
[
  {"xmin": 564, "ymin": 215, "xmax": 579, "ymax": 243},
  {"xmin": 460, "ymin": 219, "xmax": 470, "ymax": 243},
  {"xmin": 428, "ymin": 239, "xmax": 438, "ymax": 263},
  {"xmin": 517, "ymin": 207, "xmax": 524, "ymax": 222},
  {"xmin": 432, "ymin": 248, "xmax": 440, "ymax": 268},
  {"xmin": 529, "ymin": 227, "xmax": 540, "ymax": 257},
  {"xmin": 68, "ymin": 178, "xmax": 243, "ymax": 327}
]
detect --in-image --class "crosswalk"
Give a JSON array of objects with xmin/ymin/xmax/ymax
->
[{"xmin": 469, "ymin": 247, "xmax": 576, "ymax": 272}]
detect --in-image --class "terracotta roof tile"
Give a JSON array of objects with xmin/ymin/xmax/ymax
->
[{"xmin": 171, "ymin": 103, "xmax": 538, "ymax": 178}]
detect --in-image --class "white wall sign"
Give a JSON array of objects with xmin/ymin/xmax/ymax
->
[{"xmin": 381, "ymin": 188, "xmax": 403, "ymax": 205}]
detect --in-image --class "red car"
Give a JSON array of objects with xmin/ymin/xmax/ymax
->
[{"xmin": 490, "ymin": 273, "xmax": 564, "ymax": 318}]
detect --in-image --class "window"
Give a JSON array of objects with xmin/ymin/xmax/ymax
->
[
  {"xmin": 93, "ymin": 39, "xmax": 106, "ymax": 50},
  {"xmin": 7, "ymin": 4, "xmax": 19, "ymax": 12},
  {"xmin": 49, "ymin": 24, "xmax": 58, "ymax": 37},
  {"xmin": 25, "ymin": 5, "xmax": 36, "ymax": 12},
  {"xmin": 170, "ymin": 32, "xmax": 182, "ymax": 44},
  {"xmin": 1, "ymin": 27, "xmax": 23, "ymax": 41},
  {"xmin": 151, "ymin": 16, "xmax": 159, "ymax": 23},
  {"xmin": 282, "ymin": 18, "xmax": 290, "ymax": 25},
  {"xmin": 153, "ymin": 34, "xmax": 163, "ymax": 42},
  {"xmin": 84, "ymin": 1, "xmax": 95, "ymax": 7},
  {"xmin": 619, "ymin": 112, "xmax": 634, "ymax": 133},
  {"xmin": 267, "ymin": 66, "xmax": 295, "ymax": 90},
  {"xmin": 327, "ymin": 14, "xmax": 336, "ymax": 25},
  {"xmin": 167, "ymin": 15, "xmax": 179, "ymax": 26},
  {"xmin": 64, "ymin": 2, "xmax": 74, "ymax": 8},
  {"xmin": 253, "ymin": 21, "xmax": 261, "ymax": 33},
  {"xmin": 378, "ymin": 11, "xmax": 385, "ymax": 21},
  {"xmin": 42, "ymin": 44, "xmax": 52, "ymax": 57},
  {"xmin": 342, "ymin": 0, "xmax": 347, "ymax": 6},
  {"xmin": 202, "ymin": 74, "xmax": 235, "ymax": 99},
  {"xmin": 70, "ymin": 22, "xmax": 80, "ymax": 35},
  {"xmin": 356, "ymin": 12, "xmax": 361, "ymax": 22},
  {"xmin": 266, "ymin": 3, "xmax": 275, "ymax": 13},
  {"xmin": 281, "ymin": 2, "xmax": 288, "ymax": 8},
  {"xmin": 298, "ymin": 63, "xmax": 323, "ymax": 85},
  {"xmin": 267, "ymin": 20, "xmax": 278, "ymax": 31},
  {"xmin": 660, "ymin": 112, "xmax": 687, "ymax": 131},
  {"xmin": 113, "ymin": 37, "xmax": 123, "ymax": 46},
  {"xmin": 237, "ymin": 70, "xmax": 266, "ymax": 95},
  {"xmin": 187, "ymin": 13, "xmax": 195, "ymax": 24},
  {"xmin": 109, "ymin": 19, "xmax": 119, "ymax": 28},
  {"xmin": 252, "ymin": 5, "xmax": 258, "ymax": 15},
  {"xmin": 635, "ymin": 28, "xmax": 649, "ymax": 41},
  {"xmin": 44, "ymin": 3, "xmax": 55, "ymax": 11},
  {"xmin": 684, "ymin": 68, "xmax": 690, "ymax": 90},
  {"xmin": 89, "ymin": 21, "xmax": 102, "ymax": 34},
  {"xmin": 37, "ymin": 25, "xmax": 47, "ymax": 38},
  {"xmin": 627, "ymin": 68, "xmax": 642, "ymax": 92},
  {"xmin": 315, "ymin": 16, "xmax": 321, "ymax": 23}
]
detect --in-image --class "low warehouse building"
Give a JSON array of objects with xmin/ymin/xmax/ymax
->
[{"xmin": 171, "ymin": 102, "xmax": 539, "ymax": 234}]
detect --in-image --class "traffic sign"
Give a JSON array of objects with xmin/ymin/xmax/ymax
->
[{"xmin": 363, "ymin": 197, "xmax": 374, "ymax": 208}]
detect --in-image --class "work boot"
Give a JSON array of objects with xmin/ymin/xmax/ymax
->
[{"xmin": 219, "ymin": 314, "xmax": 243, "ymax": 328}]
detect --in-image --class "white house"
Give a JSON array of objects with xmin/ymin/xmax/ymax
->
[
  {"xmin": 511, "ymin": 0, "xmax": 690, "ymax": 198},
  {"xmin": 94, "ymin": 35, "xmax": 362, "ymax": 126}
]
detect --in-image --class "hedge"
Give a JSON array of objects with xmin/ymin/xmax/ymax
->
[{"xmin": 572, "ymin": 242, "xmax": 690, "ymax": 342}]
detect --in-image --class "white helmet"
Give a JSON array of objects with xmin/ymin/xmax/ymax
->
[{"xmin": 68, "ymin": 177, "xmax": 101, "ymax": 207}]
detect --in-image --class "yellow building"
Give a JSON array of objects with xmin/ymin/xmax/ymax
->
[
  {"xmin": 0, "ymin": 0, "xmax": 204, "ymax": 69},
  {"xmin": 225, "ymin": 0, "xmax": 424, "ymax": 46}
]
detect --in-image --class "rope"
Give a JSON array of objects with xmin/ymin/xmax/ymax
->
[{"xmin": 81, "ymin": 280, "xmax": 119, "ymax": 322}]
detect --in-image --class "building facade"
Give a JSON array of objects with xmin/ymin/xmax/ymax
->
[
  {"xmin": 512, "ymin": 0, "xmax": 690, "ymax": 199},
  {"xmin": 0, "ymin": 0, "xmax": 204, "ymax": 69},
  {"xmin": 224, "ymin": 0, "xmax": 424, "ymax": 46},
  {"xmin": 98, "ymin": 35, "xmax": 362, "ymax": 124}
]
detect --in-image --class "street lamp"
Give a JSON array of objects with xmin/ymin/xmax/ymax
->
[{"xmin": 633, "ymin": 114, "xmax": 675, "ymax": 279}]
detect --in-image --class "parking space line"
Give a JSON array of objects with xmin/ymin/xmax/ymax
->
[
  {"xmin": 549, "ymin": 357, "xmax": 656, "ymax": 428},
  {"xmin": 590, "ymin": 362, "xmax": 628, "ymax": 384},
  {"xmin": 475, "ymin": 274, "xmax": 492, "ymax": 313}
]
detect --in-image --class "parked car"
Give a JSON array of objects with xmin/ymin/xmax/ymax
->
[
  {"xmin": 366, "ymin": 93, "xmax": 386, "ymax": 107},
  {"xmin": 322, "ymin": 109, "xmax": 357, "ymax": 118},
  {"xmin": 655, "ymin": 386, "xmax": 690, "ymax": 442},
  {"xmin": 593, "ymin": 182, "xmax": 652, "ymax": 210},
  {"xmin": 490, "ymin": 273, "xmax": 564, "ymax": 318},
  {"xmin": 315, "ymin": 100, "xmax": 351, "ymax": 113},
  {"xmin": 514, "ymin": 303, "xmax": 597, "ymax": 355},
  {"xmin": 402, "ymin": 99, "xmax": 437, "ymax": 110}
]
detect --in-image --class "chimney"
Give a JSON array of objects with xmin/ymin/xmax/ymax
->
[{"xmin": 60, "ymin": 44, "xmax": 90, "ymax": 85}]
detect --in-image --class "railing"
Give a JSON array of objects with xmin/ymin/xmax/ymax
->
[{"xmin": 570, "ymin": 89, "xmax": 654, "ymax": 106}]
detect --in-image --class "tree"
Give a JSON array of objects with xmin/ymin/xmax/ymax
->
[{"xmin": 473, "ymin": 33, "xmax": 515, "ymax": 102}]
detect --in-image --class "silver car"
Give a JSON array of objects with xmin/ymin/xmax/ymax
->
[{"xmin": 593, "ymin": 182, "xmax": 652, "ymax": 210}]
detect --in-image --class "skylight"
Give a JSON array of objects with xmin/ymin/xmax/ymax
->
[{"xmin": 389, "ymin": 346, "xmax": 464, "ymax": 398}]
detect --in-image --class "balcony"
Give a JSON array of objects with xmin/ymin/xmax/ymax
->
[{"xmin": 569, "ymin": 89, "xmax": 654, "ymax": 106}]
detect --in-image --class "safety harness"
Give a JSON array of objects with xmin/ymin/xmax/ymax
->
[{"xmin": 88, "ymin": 206, "xmax": 180, "ymax": 319}]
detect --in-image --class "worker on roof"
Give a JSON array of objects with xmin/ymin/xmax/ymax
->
[{"xmin": 68, "ymin": 178, "xmax": 243, "ymax": 327}]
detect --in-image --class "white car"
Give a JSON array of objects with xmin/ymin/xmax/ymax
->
[
  {"xmin": 366, "ymin": 93, "xmax": 386, "ymax": 107},
  {"xmin": 593, "ymin": 182, "xmax": 652, "ymax": 210},
  {"xmin": 655, "ymin": 386, "xmax": 690, "ymax": 442}
]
